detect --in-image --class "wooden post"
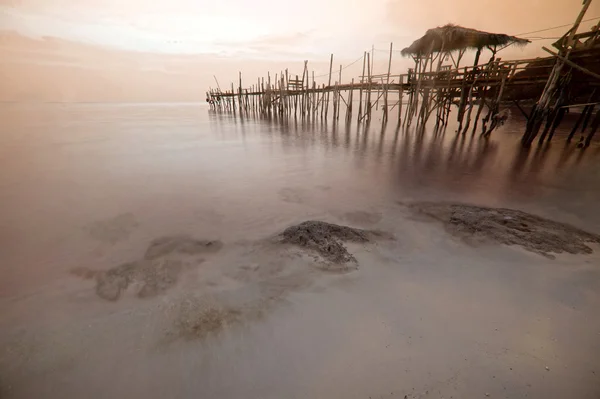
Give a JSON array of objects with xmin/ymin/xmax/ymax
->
[
  {"xmin": 581, "ymin": 105, "xmax": 596, "ymax": 133},
  {"xmin": 472, "ymin": 61, "xmax": 497, "ymax": 135},
  {"xmin": 456, "ymin": 67, "xmax": 468, "ymax": 131},
  {"xmin": 584, "ymin": 109, "xmax": 600, "ymax": 147},
  {"xmin": 303, "ymin": 60, "xmax": 309, "ymax": 118},
  {"xmin": 568, "ymin": 106, "xmax": 591, "ymax": 142},
  {"xmin": 483, "ymin": 66, "xmax": 508, "ymax": 137},
  {"xmin": 321, "ymin": 83, "xmax": 326, "ymax": 119},
  {"xmin": 473, "ymin": 48, "xmax": 482, "ymax": 68},
  {"xmin": 274, "ymin": 73, "xmax": 279, "ymax": 115},
  {"xmin": 372, "ymin": 44, "xmax": 380, "ymax": 111},
  {"xmin": 325, "ymin": 54, "xmax": 333, "ymax": 120},
  {"xmin": 257, "ymin": 78, "xmax": 261, "ymax": 113},
  {"xmin": 358, "ymin": 52, "xmax": 366, "ymax": 123},
  {"xmin": 292, "ymin": 74, "xmax": 297, "ymax": 118},
  {"xmin": 522, "ymin": 0, "xmax": 592, "ymax": 146},
  {"xmin": 347, "ymin": 78, "xmax": 354, "ymax": 122},
  {"xmin": 333, "ymin": 80, "xmax": 338, "ymax": 121},
  {"xmin": 312, "ymin": 71, "xmax": 316, "ymax": 119},
  {"xmin": 366, "ymin": 52, "xmax": 372, "ymax": 123},
  {"xmin": 314, "ymin": 86, "xmax": 318, "ymax": 117},
  {"xmin": 267, "ymin": 73, "xmax": 271, "ymax": 114},
  {"xmin": 398, "ymin": 75, "xmax": 404, "ymax": 125},
  {"xmin": 238, "ymin": 72, "xmax": 243, "ymax": 113},
  {"xmin": 231, "ymin": 83, "xmax": 236, "ymax": 113},
  {"xmin": 384, "ymin": 42, "xmax": 393, "ymax": 123},
  {"xmin": 337, "ymin": 65, "xmax": 342, "ymax": 120},
  {"xmin": 403, "ymin": 67, "xmax": 414, "ymax": 126},
  {"xmin": 547, "ymin": 107, "xmax": 566, "ymax": 142}
]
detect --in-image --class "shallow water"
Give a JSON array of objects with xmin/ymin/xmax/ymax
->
[{"xmin": 1, "ymin": 103, "xmax": 599, "ymax": 398}]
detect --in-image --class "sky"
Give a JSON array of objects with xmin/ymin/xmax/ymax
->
[{"xmin": 0, "ymin": 0, "xmax": 599, "ymax": 101}]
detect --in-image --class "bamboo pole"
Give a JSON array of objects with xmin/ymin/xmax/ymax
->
[
  {"xmin": 325, "ymin": 54, "xmax": 333, "ymax": 120},
  {"xmin": 398, "ymin": 75, "xmax": 404, "ymax": 125},
  {"xmin": 267, "ymin": 73, "xmax": 271, "ymax": 114},
  {"xmin": 581, "ymin": 105, "xmax": 596, "ymax": 132},
  {"xmin": 231, "ymin": 83, "xmax": 236, "ymax": 113},
  {"xmin": 547, "ymin": 107, "xmax": 566, "ymax": 142},
  {"xmin": 403, "ymin": 66, "xmax": 414, "ymax": 126},
  {"xmin": 238, "ymin": 72, "xmax": 243, "ymax": 113},
  {"xmin": 483, "ymin": 68, "xmax": 508, "ymax": 137},
  {"xmin": 333, "ymin": 80, "xmax": 338, "ymax": 121},
  {"xmin": 321, "ymin": 83, "xmax": 326, "ymax": 119},
  {"xmin": 347, "ymin": 78, "xmax": 354, "ymax": 122},
  {"xmin": 312, "ymin": 71, "xmax": 316, "ymax": 119},
  {"xmin": 584, "ymin": 109, "xmax": 600, "ymax": 147},
  {"xmin": 542, "ymin": 47, "xmax": 600, "ymax": 80},
  {"xmin": 366, "ymin": 52, "xmax": 372, "ymax": 123},
  {"xmin": 337, "ymin": 65, "xmax": 342, "ymax": 120},
  {"xmin": 384, "ymin": 42, "xmax": 393, "ymax": 123},
  {"xmin": 303, "ymin": 61, "xmax": 309, "ymax": 118},
  {"xmin": 456, "ymin": 67, "xmax": 468, "ymax": 131},
  {"xmin": 522, "ymin": 0, "xmax": 592, "ymax": 146},
  {"xmin": 358, "ymin": 52, "xmax": 366, "ymax": 123},
  {"xmin": 567, "ymin": 105, "xmax": 590, "ymax": 142},
  {"xmin": 314, "ymin": 85, "xmax": 318, "ymax": 117}
]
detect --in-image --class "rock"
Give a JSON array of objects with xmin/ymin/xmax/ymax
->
[
  {"xmin": 280, "ymin": 220, "xmax": 390, "ymax": 265},
  {"xmin": 409, "ymin": 202, "xmax": 600, "ymax": 258}
]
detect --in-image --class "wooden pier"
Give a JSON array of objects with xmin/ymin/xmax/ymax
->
[{"xmin": 207, "ymin": 0, "xmax": 599, "ymax": 147}]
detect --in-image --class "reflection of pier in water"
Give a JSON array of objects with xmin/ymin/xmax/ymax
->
[{"xmin": 209, "ymin": 109, "xmax": 600, "ymax": 208}]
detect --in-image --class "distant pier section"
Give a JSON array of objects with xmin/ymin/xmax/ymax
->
[{"xmin": 207, "ymin": 0, "xmax": 600, "ymax": 147}]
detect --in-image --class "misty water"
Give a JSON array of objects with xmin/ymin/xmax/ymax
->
[{"xmin": 1, "ymin": 103, "xmax": 599, "ymax": 398}]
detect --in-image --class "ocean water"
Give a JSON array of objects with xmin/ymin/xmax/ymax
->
[{"xmin": 0, "ymin": 103, "xmax": 599, "ymax": 398}]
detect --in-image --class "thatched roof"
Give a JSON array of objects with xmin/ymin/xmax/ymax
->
[{"xmin": 401, "ymin": 24, "xmax": 530, "ymax": 56}]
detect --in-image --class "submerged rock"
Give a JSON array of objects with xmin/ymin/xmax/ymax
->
[
  {"xmin": 410, "ymin": 202, "xmax": 600, "ymax": 258},
  {"xmin": 73, "ymin": 235, "xmax": 222, "ymax": 301},
  {"xmin": 281, "ymin": 220, "xmax": 388, "ymax": 265}
]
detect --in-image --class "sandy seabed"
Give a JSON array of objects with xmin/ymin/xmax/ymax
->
[{"xmin": 2, "ymin": 203, "xmax": 600, "ymax": 399}]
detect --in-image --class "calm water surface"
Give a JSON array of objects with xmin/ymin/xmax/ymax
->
[{"xmin": 1, "ymin": 103, "xmax": 599, "ymax": 398}]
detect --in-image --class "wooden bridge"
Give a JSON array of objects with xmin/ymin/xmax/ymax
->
[{"xmin": 207, "ymin": 0, "xmax": 600, "ymax": 147}]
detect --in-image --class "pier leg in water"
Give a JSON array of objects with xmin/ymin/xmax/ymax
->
[
  {"xmin": 584, "ymin": 109, "xmax": 600, "ymax": 147},
  {"xmin": 547, "ymin": 107, "xmax": 566, "ymax": 142},
  {"xmin": 567, "ymin": 105, "xmax": 590, "ymax": 143}
]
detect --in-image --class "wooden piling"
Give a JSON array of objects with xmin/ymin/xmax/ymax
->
[
  {"xmin": 347, "ymin": 78, "xmax": 354, "ymax": 122},
  {"xmin": 358, "ymin": 52, "xmax": 366, "ymax": 124},
  {"xmin": 383, "ymin": 42, "xmax": 393, "ymax": 123},
  {"xmin": 398, "ymin": 75, "xmax": 404, "ymax": 125},
  {"xmin": 585, "ymin": 109, "xmax": 600, "ymax": 147},
  {"xmin": 337, "ymin": 65, "xmax": 342, "ymax": 120},
  {"xmin": 366, "ymin": 52, "xmax": 372, "ymax": 123},
  {"xmin": 325, "ymin": 54, "xmax": 333, "ymax": 120}
]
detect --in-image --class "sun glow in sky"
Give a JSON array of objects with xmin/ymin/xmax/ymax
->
[
  {"xmin": 0, "ymin": 0, "xmax": 598, "ymax": 101},
  {"xmin": 3, "ymin": 0, "xmax": 595, "ymax": 57},
  {"xmin": 0, "ymin": 0, "xmax": 388, "ymax": 57}
]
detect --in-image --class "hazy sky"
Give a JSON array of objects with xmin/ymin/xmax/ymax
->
[{"xmin": 1, "ymin": 0, "xmax": 599, "ymax": 101}]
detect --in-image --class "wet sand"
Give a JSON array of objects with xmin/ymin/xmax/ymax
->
[{"xmin": 1, "ymin": 103, "xmax": 600, "ymax": 398}]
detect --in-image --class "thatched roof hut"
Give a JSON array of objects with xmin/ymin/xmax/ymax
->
[{"xmin": 401, "ymin": 24, "xmax": 530, "ymax": 56}]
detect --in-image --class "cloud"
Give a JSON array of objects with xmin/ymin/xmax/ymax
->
[{"xmin": 0, "ymin": 0, "xmax": 392, "ymax": 58}]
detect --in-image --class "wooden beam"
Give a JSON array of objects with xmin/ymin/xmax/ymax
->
[
  {"xmin": 542, "ymin": 47, "xmax": 600, "ymax": 80},
  {"xmin": 512, "ymin": 100, "xmax": 530, "ymax": 120}
]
